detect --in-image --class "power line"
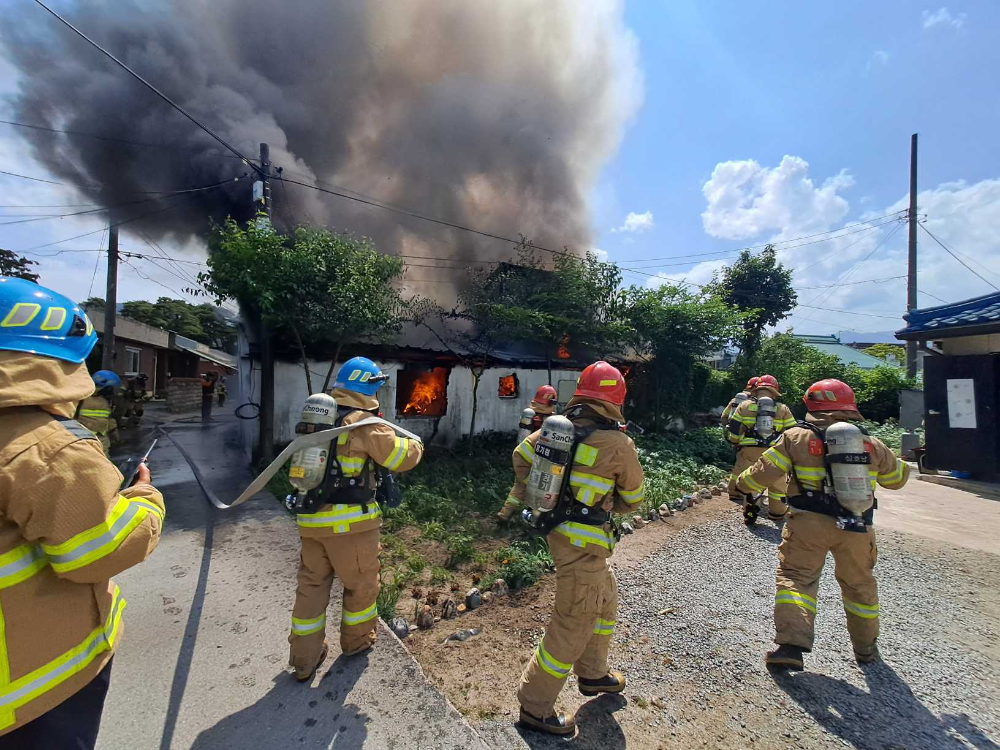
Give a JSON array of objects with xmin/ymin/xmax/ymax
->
[
  {"xmin": 919, "ymin": 223, "xmax": 1000, "ymax": 291},
  {"xmin": 87, "ymin": 226, "xmax": 107, "ymax": 299},
  {"xmin": 32, "ymin": 0, "xmax": 261, "ymax": 173},
  {"xmin": 0, "ymin": 168, "xmax": 66, "ymax": 186},
  {"xmin": 918, "ymin": 288, "xmax": 949, "ymax": 304}
]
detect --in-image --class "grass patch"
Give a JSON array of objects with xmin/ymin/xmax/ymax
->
[
  {"xmin": 481, "ymin": 539, "xmax": 553, "ymax": 591},
  {"xmin": 429, "ymin": 566, "xmax": 453, "ymax": 586}
]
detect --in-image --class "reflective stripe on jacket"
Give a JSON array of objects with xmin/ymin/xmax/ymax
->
[
  {"xmin": 76, "ymin": 394, "xmax": 114, "ymax": 436},
  {"xmin": 727, "ymin": 398, "xmax": 797, "ymax": 447}
]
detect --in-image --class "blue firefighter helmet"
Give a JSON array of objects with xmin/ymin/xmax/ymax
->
[
  {"xmin": 92, "ymin": 369, "xmax": 121, "ymax": 390},
  {"xmin": 333, "ymin": 356, "xmax": 388, "ymax": 396},
  {"xmin": 0, "ymin": 277, "xmax": 97, "ymax": 363}
]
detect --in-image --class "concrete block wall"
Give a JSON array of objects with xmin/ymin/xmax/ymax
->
[{"xmin": 167, "ymin": 378, "xmax": 203, "ymax": 413}]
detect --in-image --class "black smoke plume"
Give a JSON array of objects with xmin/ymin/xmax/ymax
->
[{"xmin": 2, "ymin": 1, "xmax": 642, "ymax": 285}]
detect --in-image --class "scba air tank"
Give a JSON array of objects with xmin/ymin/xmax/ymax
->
[
  {"xmin": 524, "ymin": 415, "xmax": 576, "ymax": 513},
  {"xmin": 825, "ymin": 421, "xmax": 873, "ymax": 515},
  {"xmin": 518, "ymin": 407, "xmax": 536, "ymax": 443},
  {"xmin": 755, "ymin": 396, "xmax": 776, "ymax": 440},
  {"xmin": 288, "ymin": 393, "xmax": 338, "ymax": 494}
]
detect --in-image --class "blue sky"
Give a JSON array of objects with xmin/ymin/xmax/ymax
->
[{"xmin": 1, "ymin": 1, "xmax": 998, "ymax": 337}]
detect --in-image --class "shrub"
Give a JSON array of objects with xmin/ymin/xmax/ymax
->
[
  {"xmin": 444, "ymin": 534, "xmax": 476, "ymax": 568},
  {"xmin": 376, "ymin": 571, "xmax": 401, "ymax": 622},
  {"xmin": 484, "ymin": 540, "xmax": 553, "ymax": 591}
]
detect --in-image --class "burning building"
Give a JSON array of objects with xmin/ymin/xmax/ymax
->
[{"xmin": 235, "ymin": 319, "xmax": 640, "ymax": 455}]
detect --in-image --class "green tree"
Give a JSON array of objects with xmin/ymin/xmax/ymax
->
[
  {"xmin": 753, "ymin": 333, "xmax": 846, "ymax": 418},
  {"xmin": 843, "ymin": 365, "xmax": 918, "ymax": 423},
  {"xmin": 623, "ymin": 283, "xmax": 744, "ymax": 428},
  {"xmin": 706, "ymin": 245, "xmax": 796, "ymax": 363},
  {"xmin": 82, "ymin": 297, "xmax": 105, "ymax": 309},
  {"xmin": 861, "ymin": 344, "xmax": 905, "ymax": 367},
  {"xmin": 0, "ymin": 249, "xmax": 40, "ymax": 283},
  {"xmin": 199, "ymin": 219, "xmax": 406, "ymax": 394}
]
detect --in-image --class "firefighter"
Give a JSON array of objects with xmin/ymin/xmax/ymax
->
[
  {"xmin": 496, "ymin": 384, "xmax": 559, "ymax": 523},
  {"xmin": 735, "ymin": 379, "xmax": 910, "ymax": 670},
  {"xmin": 512, "ymin": 362, "xmax": 645, "ymax": 736},
  {"xmin": 726, "ymin": 374, "xmax": 797, "ymax": 524},
  {"xmin": 200, "ymin": 371, "xmax": 217, "ymax": 421},
  {"xmin": 289, "ymin": 356, "xmax": 423, "ymax": 681},
  {"xmin": 0, "ymin": 277, "xmax": 165, "ymax": 747},
  {"xmin": 217, "ymin": 377, "xmax": 227, "ymax": 407},
  {"xmin": 125, "ymin": 374, "xmax": 147, "ymax": 427},
  {"xmin": 77, "ymin": 369, "xmax": 121, "ymax": 456},
  {"xmin": 721, "ymin": 376, "xmax": 758, "ymax": 437}
]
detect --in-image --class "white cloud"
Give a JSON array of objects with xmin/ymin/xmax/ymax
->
[
  {"xmin": 591, "ymin": 247, "xmax": 609, "ymax": 263},
  {"xmin": 701, "ymin": 156, "xmax": 853, "ymax": 241},
  {"xmin": 694, "ymin": 153, "xmax": 1000, "ymax": 335},
  {"xmin": 923, "ymin": 7, "xmax": 966, "ymax": 29},
  {"xmin": 612, "ymin": 210, "xmax": 654, "ymax": 233},
  {"xmin": 872, "ymin": 50, "xmax": 891, "ymax": 65}
]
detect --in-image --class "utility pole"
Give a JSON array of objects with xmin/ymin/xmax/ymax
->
[
  {"xmin": 258, "ymin": 143, "xmax": 275, "ymax": 462},
  {"xmin": 101, "ymin": 224, "xmax": 119, "ymax": 370},
  {"xmin": 906, "ymin": 133, "xmax": 918, "ymax": 379}
]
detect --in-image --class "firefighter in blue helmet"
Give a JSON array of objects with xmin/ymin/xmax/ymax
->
[
  {"xmin": 287, "ymin": 357, "xmax": 424, "ymax": 681},
  {"xmin": 0, "ymin": 277, "xmax": 164, "ymax": 747},
  {"xmin": 77, "ymin": 369, "xmax": 121, "ymax": 455}
]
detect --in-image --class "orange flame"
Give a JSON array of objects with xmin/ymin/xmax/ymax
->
[
  {"xmin": 498, "ymin": 374, "xmax": 518, "ymax": 398},
  {"xmin": 401, "ymin": 368, "xmax": 448, "ymax": 416},
  {"xmin": 556, "ymin": 335, "xmax": 571, "ymax": 360}
]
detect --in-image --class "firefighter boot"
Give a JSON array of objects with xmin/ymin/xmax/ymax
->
[
  {"xmin": 295, "ymin": 642, "xmax": 329, "ymax": 682},
  {"xmin": 578, "ymin": 670, "xmax": 626, "ymax": 697},
  {"xmin": 765, "ymin": 645, "xmax": 805, "ymax": 671},
  {"xmin": 855, "ymin": 645, "xmax": 881, "ymax": 664},
  {"xmin": 743, "ymin": 500, "xmax": 759, "ymax": 526},
  {"xmin": 518, "ymin": 708, "xmax": 576, "ymax": 736}
]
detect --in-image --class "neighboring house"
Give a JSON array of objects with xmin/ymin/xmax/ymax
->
[
  {"xmin": 792, "ymin": 334, "xmax": 887, "ymax": 370},
  {"xmin": 83, "ymin": 305, "xmax": 236, "ymax": 398},
  {"xmin": 896, "ymin": 292, "xmax": 1000, "ymax": 478},
  {"xmin": 703, "ymin": 349, "xmax": 736, "ymax": 370},
  {"xmin": 837, "ymin": 330, "xmax": 917, "ymax": 370}
]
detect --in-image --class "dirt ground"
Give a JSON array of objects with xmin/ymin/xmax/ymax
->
[
  {"xmin": 401, "ymin": 486, "xmax": 1000, "ymax": 749},
  {"xmin": 404, "ymin": 498, "xmax": 732, "ymax": 728}
]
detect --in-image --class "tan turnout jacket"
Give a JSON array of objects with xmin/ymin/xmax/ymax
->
[
  {"xmin": 727, "ymin": 390, "xmax": 797, "ymax": 448},
  {"xmin": 297, "ymin": 389, "xmax": 423, "ymax": 539},
  {"xmin": 736, "ymin": 410, "xmax": 910, "ymax": 502},
  {"xmin": 508, "ymin": 397, "xmax": 646, "ymax": 560},
  {"xmin": 0, "ymin": 353, "xmax": 164, "ymax": 735}
]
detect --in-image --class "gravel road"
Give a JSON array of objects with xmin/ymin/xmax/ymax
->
[{"xmin": 480, "ymin": 511, "xmax": 1000, "ymax": 749}]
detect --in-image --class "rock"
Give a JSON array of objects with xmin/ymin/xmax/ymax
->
[
  {"xmin": 481, "ymin": 591, "xmax": 493, "ymax": 606},
  {"xmin": 441, "ymin": 598, "xmax": 458, "ymax": 620},
  {"xmin": 457, "ymin": 603, "xmax": 468, "ymax": 615},
  {"xmin": 442, "ymin": 628, "xmax": 482, "ymax": 645},
  {"xmin": 648, "ymin": 509, "xmax": 660, "ymax": 522},
  {"xmin": 699, "ymin": 488, "xmax": 713, "ymax": 501},
  {"xmin": 416, "ymin": 605, "xmax": 434, "ymax": 630},
  {"xmin": 389, "ymin": 618, "xmax": 410, "ymax": 639},
  {"xmin": 492, "ymin": 579, "xmax": 510, "ymax": 598},
  {"xmin": 621, "ymin": 522, "xmax": 634, "ymax": 535},
  {"xmin": 711, "ymin": 486, "xmax": 722, "ymax": 496},
  {"xmin": 687, "ymin": 493, "xmax": 699, "ymax": 506},
  {"xmin": 465, "ymin": 588, "xmax": 482, "ymax": 610},
  {"xmin": 632, "ymin": 515, "xmax": 646, "ymax": 529},
  {"xmin": 676, "ymin": 496, "xmax": 689, "ymax": 511},
  {"xmin": 658, "ymin": 503, "xmax": 672, "ymax": 517}
]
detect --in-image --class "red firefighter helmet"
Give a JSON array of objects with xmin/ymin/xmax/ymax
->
[
  {"xmin": 574, "ymin": 361, "xmax": 626, "ymax": 406},
  {"xmin": 532, "ymin": 384, "xmax": 557, "ymax": 407},
  {"xmin": 804, "ymin": 378, "xmax": 859, "ymax": 413},
  {"xmin": 754, "ymin": 374, "xmax": 781, "ymax": 396},
  {"xmin": 745, "ymin": 376, "xmax": 759, "ymax": 391}
]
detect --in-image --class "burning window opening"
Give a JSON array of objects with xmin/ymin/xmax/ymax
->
[
  {"xmin": 396, "ymin": 366, "xmax": 449, "ymax": 418},
  {"xmin": 498, "ymin": 374, "xmax": 519, "ymax": 399},
  {"xmin": 556, "ymin": 335, "xmax": 571, "ymax": 360}
]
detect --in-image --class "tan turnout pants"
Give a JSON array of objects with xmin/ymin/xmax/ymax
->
[
  {"xmin": 288, "ymin": 528, "xmax": 381, "ymax": 670},
  {"xmin": 774, "ymin": 511, "xmax": 879, "ymax": 655},
  {"xmin": 728, "ymin": 446, "xmax": 788, "ymax": 516},
  {"xmin": 517, "ymin": 532, "xmax": 618, "ymax": 718}
]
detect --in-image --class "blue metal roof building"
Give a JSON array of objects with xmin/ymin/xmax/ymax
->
[
  {"xmin": 791, "ymin": 334, "xmax": 887, "ymax": 369},
  {"xmin": 896, "ymin": 292, "xmax": 1000, "ymax": 340}
]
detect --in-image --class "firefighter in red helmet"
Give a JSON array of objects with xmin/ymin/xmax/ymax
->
[
  {"xmin": 726, "ymin": 375, "xmax": 797, "ymax": 523},
  {"xmin": 498, "ymin": 384, "xmax": 559, "ymax": 523},
  {"xmin": 510, "ymin": 362, "xmax": 645, "ymax": 736},
  {"xmin": 721, "ymin": 376, "xmax": 758, "ymax": 437},
  {"xmin": 735, "ymin": 379, "xmax": 910, "ymax": 670}
]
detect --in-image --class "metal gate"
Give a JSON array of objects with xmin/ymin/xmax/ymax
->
[{"xmin": 923, "ymin": 354, "xmax": 1000, "ymax": 476}]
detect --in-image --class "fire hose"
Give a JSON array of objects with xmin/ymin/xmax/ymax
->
[{"xmin": 157, "ymin": 417, "xmax": 424, "ymax": 511}]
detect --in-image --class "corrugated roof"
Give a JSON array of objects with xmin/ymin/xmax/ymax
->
[
  {"xmin": 173, "ymin": 335, "xmax": 237, "ymax": 369},
  {"xmin": 791, "ymin": 334, "xmax": 886, "ymax": 369},
  {"xmin": 896, "ymin": 292, "xmax": 1000, "ymax": 340}
]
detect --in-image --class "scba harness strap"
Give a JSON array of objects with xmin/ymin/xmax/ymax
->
[
  {"xmin": 535, "ymin": 409, "xmax": 622, "ymax": 536},
  {"xmin": 787, "ymin": 421, "xmax": 876, "ymax": 532}
]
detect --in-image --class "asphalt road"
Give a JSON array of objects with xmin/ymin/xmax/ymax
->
[{"xmin": 97, "ymin": 413, "xmax": 486, "ymax": 750}]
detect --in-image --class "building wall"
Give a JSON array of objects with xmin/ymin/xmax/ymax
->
[
  {"xmin": 239, "ymin": 355, "xmax": 582, "ymax": 454},
  {"xmin": 941, "ymin": 334, "xmax": 1000, "ymax": 356}
]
